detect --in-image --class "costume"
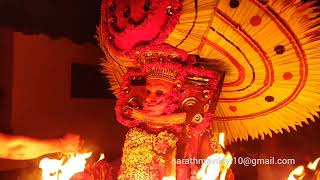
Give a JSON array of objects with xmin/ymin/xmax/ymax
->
[
  {"xmin": 112, "ymin": 59, "xmax": 225, "ymax": 179},
  {"xmin": 93, "ymin": 0, "xmax": 320, "ymax": 179}
]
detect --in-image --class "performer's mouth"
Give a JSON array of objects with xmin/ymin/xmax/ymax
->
[{"xmin": 142, "ymin": 100, "xmax": 167, "ymax": 116}]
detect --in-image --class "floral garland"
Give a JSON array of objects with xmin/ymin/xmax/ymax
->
[{"xmin": 119, "ymin": 128, "xmax": 178, "ymax": 180}]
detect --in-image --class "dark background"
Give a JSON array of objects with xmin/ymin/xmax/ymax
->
[
  {"xmin": 0, "ymin": 0, "xmax": 101, "ymax": 44},
  {"xmin": 0, "ymin": 0, "xmax": 319, "ymax": 179},
  {"xmin": 0, "ymin": 0, "xmax": 318, "ymax": 44}
]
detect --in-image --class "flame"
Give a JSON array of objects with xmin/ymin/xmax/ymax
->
[
  {"xmin": 288, "ymin": 166, "xmax": 304, "ymax": 180},
  {"xmin": 220, "ymin": 153, "xmax": 233, "ymax": 180},
  {"xmin": 162, "ymin": 176, "xmax": 176, "ymax": 180},
  {"xmin": 219, "ymin": 133, "xmax": 225, "ymax": 149},
  {"xmin": 288, "ymin": 157, "xmax": 320, "ymax": 180},
  {"xmin": 98, "ymin": 153, "xmax": 105, "ymax": 162},
  {"xmin": 197, "ymin": 133, "xmax": 232, "ymax": 180},
  {"xmin": 307, "ymin": 158, "xmax": 320, "ymax": 170},
  {"xmin": 39, "ymin": 152, "xmax": 92, "ymax": 180}
]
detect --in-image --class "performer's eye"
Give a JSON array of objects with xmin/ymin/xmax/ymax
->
[
  {"xmin": 156, "ymin": 90, "xmax": 164, "ymax": 97},
  {"xmin": 123, "ymin": 7, "xmax": 130, "ymax": 18}
]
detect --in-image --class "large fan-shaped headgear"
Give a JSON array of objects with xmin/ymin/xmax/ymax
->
[{"xmin": 98, "ymin": 0, "xmax": 320, "ymax": 144}]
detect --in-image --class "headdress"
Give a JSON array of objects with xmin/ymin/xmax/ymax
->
[
  {"xmin": 113, "ymin": 57, "xmax": 223, "ymax": 135},
  {"xmin": 146, "ymin": 65, "xmax": 178, "ymax": 83},
  {"xmin": 98, "ymin": 0, "xmax": 320, "ymax": 144}
]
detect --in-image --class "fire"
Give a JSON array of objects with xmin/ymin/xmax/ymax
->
[
  {"xmin": 162, "ymin": 176, "xmax": 176, "ymax": 180},
  {"xmin": 287, "ymin": 157, "xmax": 320, "ymax": 180},
  {"xmin": 219, "ymin": 133, "xmax": 225, "ymax": 149},
  {"xmin": 288, "ymin": 166, "xmax": 305, "ymax": 180},
  {"xmin": 39, "ymin": 152, "xmax": 92, "ymax": 180},
  {"xmin": 307, "ymin": 158, "xmax": 320, "ymax": 170},
  {"xmin": 197, "ymin": 132, "xmax": 233, "ymax": 180},
  {"xmin": 98, "ymin": 153, "xmax": 105, "ymax": 161}
]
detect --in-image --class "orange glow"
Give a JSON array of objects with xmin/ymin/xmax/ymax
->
[
  {"xmin": 288, "ymin": 157, "xmax": 320, "ymax": 180},
  {"xmin": 162, "ymin": 176, "xmax": 176, "ymax": 180},
  {"xmin": 307, "ymin": 158, "xmax": 320, "ymax": 170},
  {"xmin": 219, "ymin": 133, "xmax": 225, "ymax": 149},
  {"xmin": 98, "ymin": 153, "xmax": 105, "ymax": 161},
  {"xmin": 39, "ymin": 152, "xmax": 92, "ymax": 180},
  {"xmin": 197, "ymin": 133, "xmax": 232, "ymax": 180},
  {"xmin": 288, "ymin": 166, "xmax": 304, "ymax": 180}
]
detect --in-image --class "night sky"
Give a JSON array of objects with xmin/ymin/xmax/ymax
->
[
  {"xmin": 0, "ymin": 0, "xmax": 319, "ymax": 44},
  {"xmin": 0, "ymin": 0, "xmax": 319, "ymax": 179},
  {"xmin": 0, "ymin": 0, "xmax": 101, "ymax": 44}
]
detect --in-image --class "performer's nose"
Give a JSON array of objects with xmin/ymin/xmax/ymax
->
[{"xmin": 145, "ymin": 94, "xmax": 157, "ymax": 104}]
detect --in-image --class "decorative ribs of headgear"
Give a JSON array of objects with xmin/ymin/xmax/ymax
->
[{"xmin": 147, "ymin": 66, "xmax": 178, "ymax": 83}]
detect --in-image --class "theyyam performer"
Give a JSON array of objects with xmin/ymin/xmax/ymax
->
[{"xmin": 82, "ymin": 0, "xmax": 320, "ymax": 179}]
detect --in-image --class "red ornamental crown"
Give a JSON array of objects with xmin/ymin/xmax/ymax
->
[{"xmin": 146, "ymin": 66, "xmax": 178, "ymax": 83}]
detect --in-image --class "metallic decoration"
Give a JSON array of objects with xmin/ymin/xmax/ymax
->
[
  {"xmin": 192, "ymin": 113, "xmax": 203, "ymax": 124},
  {"xmin": 181, "ymin": 97, "xmax": 199, "ymax": 111}
]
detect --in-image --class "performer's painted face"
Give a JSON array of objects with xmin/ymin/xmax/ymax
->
[{"xmin": 142, "ymin": 79, "xmax": 175, "ymax": 116}]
